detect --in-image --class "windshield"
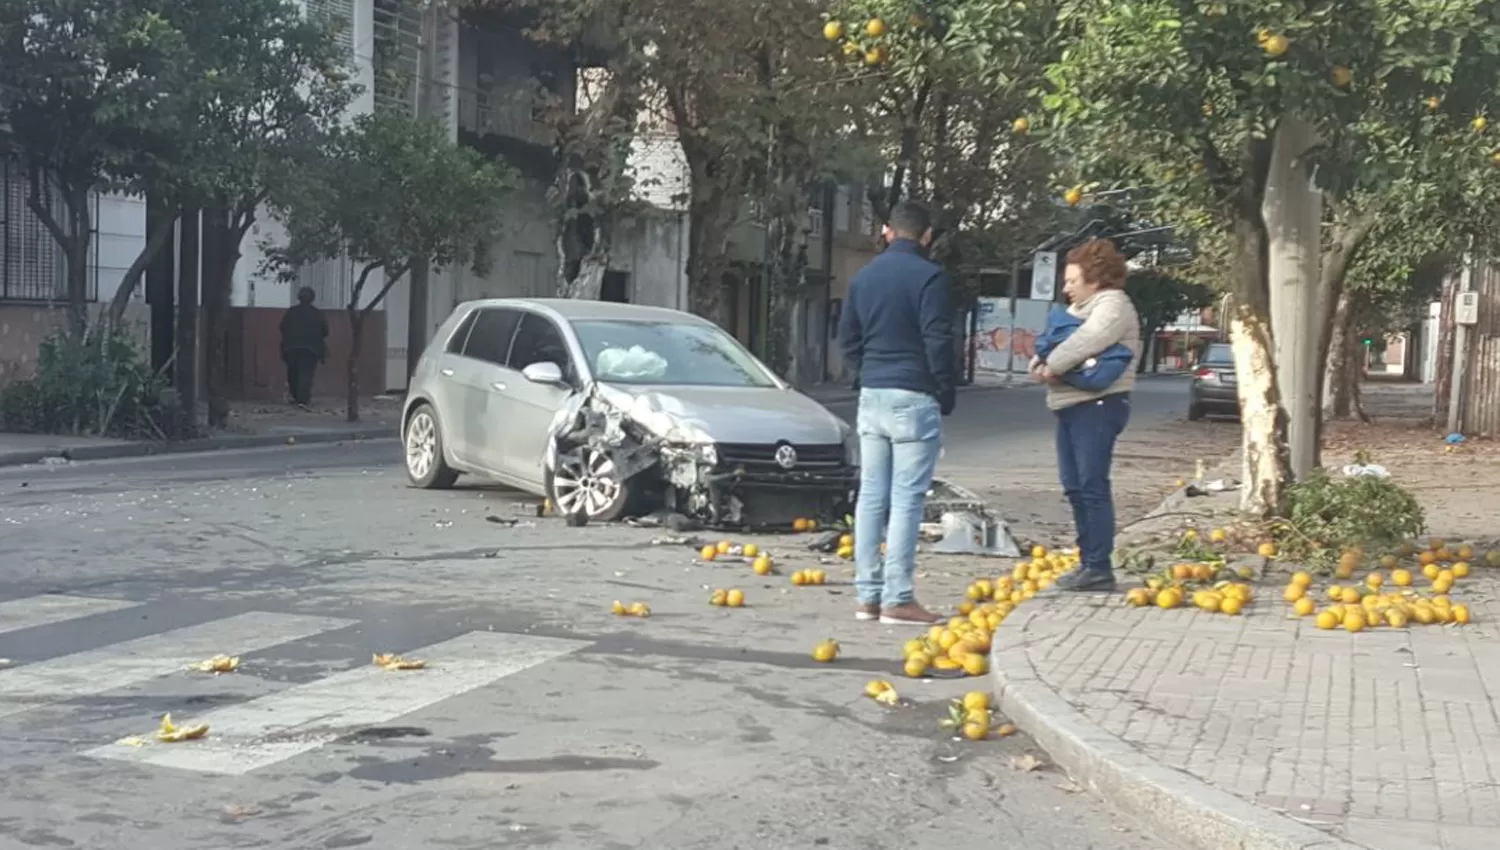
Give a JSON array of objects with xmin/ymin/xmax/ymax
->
[{"xmin": 570, "ymin": 319, "xmax": 780, "ymax": 388}]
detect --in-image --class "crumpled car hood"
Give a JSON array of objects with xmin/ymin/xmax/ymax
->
[{"xmin": 594, "ymin": 383, "xmax": 848, "ymax": 445}]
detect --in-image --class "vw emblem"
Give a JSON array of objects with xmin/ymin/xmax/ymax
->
[{"xmin": 774, "ymin": 444, "xmax": 798, "ymax": 469}]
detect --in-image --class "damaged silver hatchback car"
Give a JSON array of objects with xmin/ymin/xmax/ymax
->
[{"xmin": 401, "ymin": 298, "xmax": 859, "ymax": 526}]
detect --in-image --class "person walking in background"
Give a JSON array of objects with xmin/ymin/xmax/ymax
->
[
  {"xmin": 279, "ymin": 287, "xmax": 328, "ymax": 409},
  {"xmin": 838, "ymin": 201, "xmax": 957, "ymax": 626},
  {"xmin": 1030, "ymin": 238, "xmax": 1141, "ymax": 592}
]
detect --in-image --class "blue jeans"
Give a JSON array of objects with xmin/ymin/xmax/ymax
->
[
  {"xmin": 854, "ymin": 388, "xmax": 943, "ymax": 607},
  {"xmin": 1055, "ymin": 393, "xmax": 1131, "ymax": 576}
]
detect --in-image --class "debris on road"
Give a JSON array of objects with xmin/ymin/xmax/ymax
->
[
  {"xmin": 921, "ymin": 479, "xmax": 1022, "ymax": 558},
  {"xmin": 186, "ymin": 655, "xmax": 240, "ymax": 673},
  {"xmin": 1009, "ymin": 753, "xmax": 1047, "ymax": 772},
  {"xmin": 610, "ymin": 600, "xmax": 651, "ymax": 618},
  {"xmin": 373, "ymin": 653, "xmax": 426, "ymax": 670},
  {"xmin": 156, "ymin": 713, "xmax": 209, "ymax": 743}
]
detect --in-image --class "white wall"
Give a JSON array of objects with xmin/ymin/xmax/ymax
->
[
  {"xmin": 615, "ymin": 211, "xmax": 688, "ymax": 310},
  {"xmin": 383, "ymin": 181, "xmax": 558, "ymax": 389},
  {"xmin": 92, "ymin": 194, "xmax": 145, "ymax": 305}
]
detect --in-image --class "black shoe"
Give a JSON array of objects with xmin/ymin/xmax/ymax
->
[{"xmin": 1053, "ymin": 569, "xmax": 1117, "ymax": 592}]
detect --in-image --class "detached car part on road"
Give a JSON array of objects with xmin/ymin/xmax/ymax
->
[{"xmin": 401, "ymin": 298, "xmax": 858, "ymax": 527}]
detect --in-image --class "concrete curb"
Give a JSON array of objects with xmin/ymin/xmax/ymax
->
[
  {"xmin": 989, "ymin": 616, "xmax": 1367, "ymax": 850},
  {"xmin": 0, "ymin": 426, "xmax": 397, "ymax": 469},
  {"xmin": 990, "ymin": 449, "xmax": 1371, "ymax": 850}
]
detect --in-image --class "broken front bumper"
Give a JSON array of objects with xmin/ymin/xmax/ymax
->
[{"xmin": 664, "ymin": 442, "xmax": 858, "ymax": 527}]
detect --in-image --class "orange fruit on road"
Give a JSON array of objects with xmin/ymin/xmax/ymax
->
[
  {"xmin": 1315, "ymin": 610, "xmax": 1338, "ymax": 630},
  {"xmin": 822, "ymin": 20, "xmax": 844, "ymax": 41},
  {"xmin": 752, "ymin": 556, "xmax": 773, "ymax": 576},
  {"xmin": 1392, "ymin": 569, "xmax": 1413, "ymax": 587},
  {"xmin": 811, "ymin": 639, "xmax": 839, "ymax": 663},
  {"xmin": 1453, "ymin": 561, "xmax": 1471, "ymax": 578},
  {"xmin": 700, "ymin": 545, "xmax": 718, "ymax": 561},
  {"xmin": 716, "ymin": 540, "xmax": 732, "ymax": 554},
  {"xmin": 1294, "ymin": 597, "xmax": 1316, "ymax": 617},
  {"xmin": 1258, "ymin": 542, "xmax": 1277, "ymax": 558},
  {"xmin": 725, "ymin": 589, "xmax": 745, "ymax": 608}
]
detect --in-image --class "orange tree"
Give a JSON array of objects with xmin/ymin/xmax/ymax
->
[
  {"xmin": 1033, "ymin": 0, "xmax": 1500, "ymax": 516},
  {"xmin": 818, "ymin": 0, "xmax": 1061, "ymax": 276}
]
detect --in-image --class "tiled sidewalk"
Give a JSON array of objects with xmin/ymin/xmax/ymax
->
[
  {"xmin": 992, "ymin": 382, "xmax": 1500, "ymax": 850},
  {"xmin": 996, "ymin": 584, "xmax": 1500, "ymax": 850}
]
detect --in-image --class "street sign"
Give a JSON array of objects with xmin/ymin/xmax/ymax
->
[
  {"xmin": 1456, "ymin": 291, "xmax": 1480, "ymax": 326},
  {"xmin": 1031, "ymin": 251, "xmax": 1058, "ymax": 300}
]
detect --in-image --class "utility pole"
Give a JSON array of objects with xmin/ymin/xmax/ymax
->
[
  {"xmin": 1446, "ymin": 254, "xmax": 1475, "ymax": 435},
  {"xmin": 1263, "ymin": 116, "xmax": 1322, "ymax": 479},
  {"xmin": 405, "ymin": 1, "xmax": 438, "ymax": 384}
]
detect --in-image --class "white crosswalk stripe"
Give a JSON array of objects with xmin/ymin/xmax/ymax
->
[
  {"xmin": 0, "ymin": 594, "xmax": 140, "ymax": 636},
  {"xmin": 87, "ymin": 630, "xmax": 588, "ymax": 775},
  {"xmin": 0, "ymin": 609, "xmax": 355, "ymax": 721}
]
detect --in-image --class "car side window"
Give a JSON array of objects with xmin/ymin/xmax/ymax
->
[
  {"xmin": 445, "ymin": 310, "xmax": 478, "ymax": 354},
  {"xmin": 461, "ymin": 308, "xmax": 522, "ymax": 366},
  {"xmin": 508, "ymin": 313, "xmax": 572, "ymax": 376}
]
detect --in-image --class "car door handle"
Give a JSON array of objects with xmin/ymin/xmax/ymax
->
[
  {"xmin": 490, "ymin": 381, "xmax": 507, "ymax": 392},
  {"xmin": 440, "ymin": 368, "xmax": 454, "ymax": 377}
]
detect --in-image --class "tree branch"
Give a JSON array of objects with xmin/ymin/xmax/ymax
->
[
  {"xmin": 361, "ymin": 261, "xmax": 410, "ymax": 317},
  {"xmin": 107, "ymin": 212, "xmax": 177, "ymax": 320},
  {"xmin": 24, "ymin": 163, "xmax": 70, "ymax": 248}
]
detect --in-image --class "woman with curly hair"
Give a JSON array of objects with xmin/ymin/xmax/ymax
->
[{"xmin": 1029, "ymin": 238, "xmax": 1141, "ymax": 592}]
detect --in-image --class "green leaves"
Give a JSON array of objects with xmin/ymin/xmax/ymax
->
[{"xmin": 263, "ymin": 112, "xmax": 516, "ymax": 310}]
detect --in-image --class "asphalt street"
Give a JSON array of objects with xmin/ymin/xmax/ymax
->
[{"xmin": 0, "ymin": 378, "xmax": 1233, "ymax": 850}]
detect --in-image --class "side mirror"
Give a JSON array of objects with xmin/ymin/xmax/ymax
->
[{"xmin": 522, "ymin": 361, "xmax": 565, "ymax": 385}]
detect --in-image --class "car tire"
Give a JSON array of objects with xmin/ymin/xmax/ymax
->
[
  {"xmin": 545, "ymin": 445, "xmax": 636, "ymax": 522},
  {"xmin": 1187, "ymin": 402, "xmax": 1205, "ymax": 422},
  {"xmin": 404, "ymin": 403, "xmax": 459, "ymax": 489}
]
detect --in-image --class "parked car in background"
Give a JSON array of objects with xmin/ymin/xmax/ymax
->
[
  {"xmin": 1188, "ymin": 342, "xmax": 1239, "ymax": 421},
  {"xmin": 401, "ymin": 299, "xmax": 858, "ymax": 527}
]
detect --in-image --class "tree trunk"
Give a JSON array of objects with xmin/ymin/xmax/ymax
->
[
  {"xmin": 346, "ymin": 307, "xmax": 363, "ymax": 423},
  {"xmin": 1261, "ymin": 115, "xmax": 1321, "ymax": 481},
  {"xmin": 107, "ymin": 213, "xmax": 177, "ymax": 324},
  {"xmin": 1433, "ymin": 277, "xmax": 1457, "ymax": 421},
  {"xmin": 684, "ymin": 184, "xmax": 736, "ymax": 327},
  {"xmin": 1228, "ymin": 214, "xmax": 1288, "ymax": 518},
  {"xmin": 1325, "ymin": 291, "xmax": 1353, "ymax": 418},
  {"xmin": 200, "ymin": 203, "xmax": 241, "ymax": 429},
  {"xmin": 559, "ymin": 252, "xmax": 609, "ymax": 299},
  {"xmin": 176, "ymin": 207, "xmax": 201, "ymax": 436}
]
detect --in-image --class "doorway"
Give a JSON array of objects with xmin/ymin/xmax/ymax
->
[{"xmin": 601, "ymin": 271, "xmax": 629, "ymax": 303}]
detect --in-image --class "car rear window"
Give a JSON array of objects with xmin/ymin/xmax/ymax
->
[{"xmin": 1201, "ymin": 345, "xmax": 1233, "ymax": 367}]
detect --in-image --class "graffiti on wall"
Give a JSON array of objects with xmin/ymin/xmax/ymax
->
[{"xmin": 970, "ymin": 298, "xmax": 1051, "ymax": 373}]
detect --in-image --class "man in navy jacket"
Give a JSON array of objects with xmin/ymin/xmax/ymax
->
[{"xmin": 837, "ymin": 201, "xmax": 956, "ymax": 626}]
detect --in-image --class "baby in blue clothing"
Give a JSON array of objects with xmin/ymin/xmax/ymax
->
[{"xmin": 1033, "ymin": 304, "xmax": 1135, "ymax": 392}]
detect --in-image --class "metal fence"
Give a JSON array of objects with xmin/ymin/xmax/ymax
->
[{"xmin": 1, "ymin": 157, "xmax": 99, "ymax": 303}]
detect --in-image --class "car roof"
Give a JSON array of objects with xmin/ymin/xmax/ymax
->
[{"xmin": 459, "ymin": 297, "xmax": 712, "ymax": 326}]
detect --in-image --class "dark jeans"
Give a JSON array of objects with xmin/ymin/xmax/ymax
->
[
  {"xmin": 283, "ymin": 349, "xmax": 319, "ymax": 406},
  {"xmin": 1055, "ymin": 393, "xmax": 1131, "ymax": 575}
]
